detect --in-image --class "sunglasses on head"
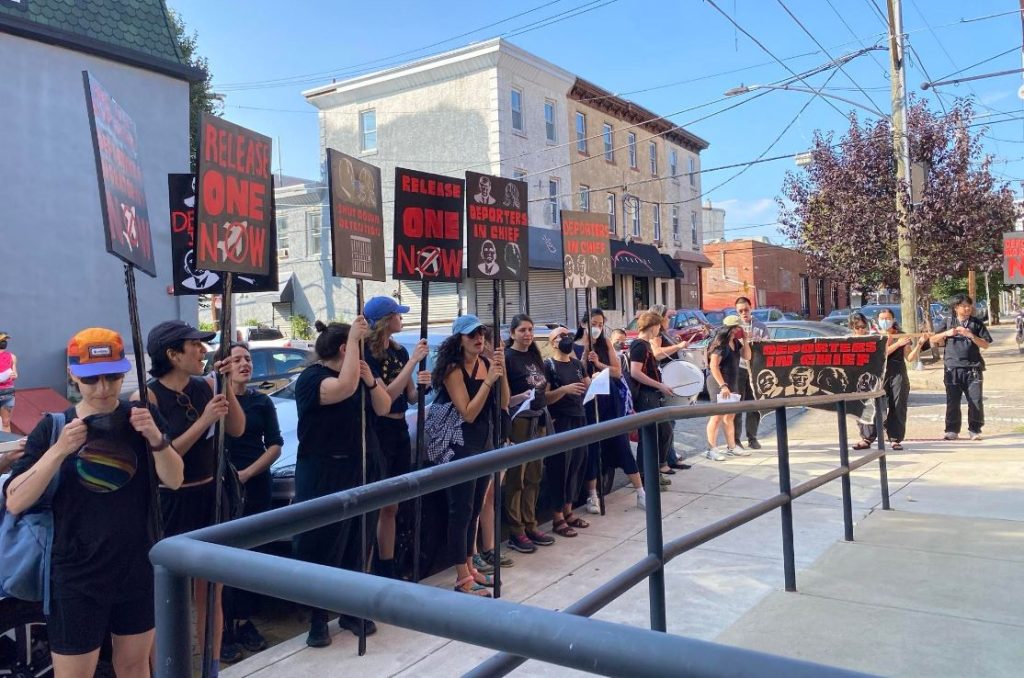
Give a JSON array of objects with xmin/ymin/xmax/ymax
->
[{"xmin": 79, "ymin": 373, "xmax": 126, "ymax": 385}]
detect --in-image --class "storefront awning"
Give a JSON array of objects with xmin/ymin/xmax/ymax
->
[
  {"xmin": 610, "ymin": 240, "xmax": 673, "ymax": 277},
  {"xmin": 277, "ymin": 273, "xmax": 295, "ymax": 303},
  {"xmin": 661, "ymin": 254, "xmax": 685, "ymax": 279},
  {"xmin": 528, "ymin": 226, "xmax": 564, "ymax": 270},
  {"xmin": 672, "ymin": 249, "xmax": 714, "ymax": 267}
]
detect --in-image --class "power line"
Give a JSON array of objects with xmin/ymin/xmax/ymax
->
[
  {"xmin": 824, "ymin": 0, "xmax": 891, "ymax": 81},
  {"xmin": 927, "ymin": 44, "xmax": 1024, "ymax": 84}
]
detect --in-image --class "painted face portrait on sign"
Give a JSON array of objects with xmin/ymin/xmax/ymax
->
[
  {"xmin": 816, "ymin": 367, "xmax": 849, "ymax": 394},
  {"xmin": 503, "ymin": 182, "xmax": 521, "ymax": 209},
  {"xmin": 477, "ymin": 240, "xmax": 499, "ymax": 276},
  {"xmin": 356, "ymin": 166, "xmax": 377, "ymax": 207},
  {"xmin": 757, "ymin": 369, "xmax": 780, "ymax": 396},
  {"xmin": 504, "ymin": 242, "xmax": 522, "ymax": 275},
  {"xmin": 474, "ymin": 176, "xmax": 496, "ymax": 205}
]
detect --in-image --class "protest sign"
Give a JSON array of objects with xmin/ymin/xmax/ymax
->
[
  {"xmin": 392, "ymin": 168, "xmax": 464, "ymax": 283},
  {"xmin": 327, "ymin": 149, "xmax": 385, "ymax": 281},
  {"xmin": 1004, "ymin": 232, "xmax": 1024, "ymax": 284},
  {"xmin": 560, "ymin": 210, "xmax": 612, "ymax": 288},
  {"xmin": 465, "ymin": 171, "xmax": 528, "ymax": 280}
]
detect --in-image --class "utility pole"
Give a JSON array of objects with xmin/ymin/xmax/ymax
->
[{"xmin": 887, "ymin": 0, "xmax": 918, "ymax": 334}]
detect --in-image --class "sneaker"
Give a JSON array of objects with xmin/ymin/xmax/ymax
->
[
  {"xmin": 969, "ymin": 431, "xmax": 983, "ymax": 441},
  {"xmin": 235, "ymin": 620, "xmax": 266, "ymax": 653},
  {"xmin": 659, "ymin": 474, "xmax": 671, "ymax": 486},
  {"xmin": 704, "ymin": 448, "xmax": 727, "ymax": 462},
  {"xmin": 482, "ymin": 548, "xmax": 513, "ymax": 568},
  {"xmin": 586, "ymin": 495, "xmax": 601, "ymax": 514},
  {"xmin": 747, "ymin": 438, "xmax": 762, "ymax": 450},
  {"xmin": 731, "ymin": 446, "xmax": 752, "ymax": 457},
  {"xmin": 943, "ymin": 432, "xmax": 959, "ymax": 440},
  {"xmin": 337, "ymin": 614, "xmax": 377, "ymax": 636},
  {"xmin": 734, "ymin": 440, "xmax": 744, "ymax": 449},
  {"xmin": 508, "ymin": 534, "xmax": 537, "ymax": 553},
  {"xmin": 636, "ymin": 492, "xmax": 646, "ymax": 509},
  {"xmin": 220, "ymin": 640, "xmax": 243, "ymax": 663},
  {"xmin": 472, "ymin": 553, "xmax": 495, "ymax": 574},
  {"xmin": 306, "ymin": 619, "xmax": 331, "ymax": 648},
  {"xmin": 525, "ymin": 530, "xmax": 555, "ymax": 546}
]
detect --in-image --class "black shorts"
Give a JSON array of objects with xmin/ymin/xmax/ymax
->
[
  {"xmin": 47, "ymin": 590, "xmax": 154, "ymax": 655},
  {"xmin": 375, "ymin": 416, "xmax": 412, "ymax": 479},
  {"xmin": 160, "ymin": 480, "xmax": 217, "ymax": 537}
]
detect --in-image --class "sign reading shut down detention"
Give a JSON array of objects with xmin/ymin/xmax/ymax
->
[
  {"xmin": 560, "ymin": 210, "xmax": 612, "ymax": 288},
  {"xmin": 392, "ymin": 168, "xmax": 464, "ymax": 283},
  {"xmin": 194, "ymin": 113, "xmax": 274, "ymax": 275}
]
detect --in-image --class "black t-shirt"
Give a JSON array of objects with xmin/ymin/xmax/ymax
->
[
  {"xmin": 365, "ymin": 343, "xmax": 411, "ymax": 415},
  {"xmin": 941, "ymin": 316, "xmax": 992, "ymax": 369},
  {"xmin": 149, "ymin": 376, "xmax": 215, "ymax": 483},
  {"xmin": 226, "ymin": 389, "xmax": 284, "ymax": 471},
  {"xmin": 4, "ymin": 402, "xmax": 166, "ymax": 601},
  {"xmin": 295, "ymin": 363, "xmax": 379, "ymax": 459},
  {"xmin": 884, "ymin": 337, "xmax": 908, "ymax": 377},
  {"xmin": 544, "ymin": 357, "xmax": 586, "ymax": 418},
  {"xmin": 504, "ymin": 347, "xmax": 548, "ymax": 412},
  {"xmin": 656, "ymin": 330, "xmax": 677, "ymax": 367},
  {"xmin": 710, "ymin": 342, "xmax": 741, "ymax": 390},
  {"xmin": 629, "ymin": 339, "xmax": 661, "ymax": 391}
]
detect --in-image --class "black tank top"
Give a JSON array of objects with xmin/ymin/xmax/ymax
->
[
  {"xmin": 149, "ymin": 377, "xmax": 216, "ymax": 483},
  {"xmin": 459, "ymin": 358, "xmax": 494, "ymax": 454}
]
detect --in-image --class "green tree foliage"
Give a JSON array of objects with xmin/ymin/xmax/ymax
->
[{"xmin": 167, "ymin": 9, "xmax": 221, "ymax": 171}]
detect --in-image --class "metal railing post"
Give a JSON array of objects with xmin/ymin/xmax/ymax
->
[
  {"xmin": 154, "ymin": 564, "xmax": 192, "ymax": 678},
  {"xmin": 774, "ymin": 407, "xmax": 797, "ymax": 592},
  {"xmin": 640, "ymin": 422, "xmax": 667, "ymax": 632},
  {"xmin": 874, "ymin": 395, "xmax": 891, "ymax": 510},
  {"xmin": 835, "ymin": 401, "xmax": 855, "ymax": 542}
]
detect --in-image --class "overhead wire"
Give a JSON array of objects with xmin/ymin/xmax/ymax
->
[{"xmin": 824, "ymin": 0, "xmax": 891, "ymax": 81}]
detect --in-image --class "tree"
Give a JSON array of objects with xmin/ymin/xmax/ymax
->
[
  {"xmin": 779, "ymin": 98, "xmax": 1016, "ymax": 318},
  {"xmin": 167, "ymin": 10, "xmax": 221, "ymax": 171}
]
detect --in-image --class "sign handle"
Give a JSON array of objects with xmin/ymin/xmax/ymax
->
[
  {"xmin": 412, "ymin": 281, "xmax": 429, "ymax": 583},
  {"xmin": 587, "ymin": 287, "xmax": 606, "ymax": 516},
  {"xmin": 491, "ymin": 279, "xmax": 502, "ymax": 598},
  {"xmin": 356, "ymin": 280, "xmax": 368, "ymax": 656}
]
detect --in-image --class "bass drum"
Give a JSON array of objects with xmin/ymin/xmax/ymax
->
[{"xmin": 661, "ymin": 359, "xmax": 704, "ymax": 405}]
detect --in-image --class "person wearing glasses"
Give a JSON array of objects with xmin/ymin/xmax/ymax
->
[
  {"xmin": 4, "ymin": 328, "xmax": 183, "ymax": 678},
  {"xmin": 143, "ymin": 320, "xmax": 245, "ymax": 675}
]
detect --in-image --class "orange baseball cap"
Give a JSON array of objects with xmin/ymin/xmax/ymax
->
[{"xmin": 67, "ymin": 328, "xmax": 131, "ymax": 377}]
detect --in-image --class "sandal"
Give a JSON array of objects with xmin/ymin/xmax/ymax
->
[
  {"xmin": 455, "ymin": 576, "xmax": 492, "ymax": 597},
  {"xmin": 470, "ymin": 570, "xmax": 495, "ymax": 587},
  {"xmin": 564, "ymin": 513, "xmax": 589, "ymax": 529},
  {"xmin": 552, "ymin": 519, "xmax": 578, "ymax": 538},
  {"xmin": 891, "ymin": 441, "xmax": 904, "ymax": 451},
  {"xmin": 853, "ymin": 439, "xmax": 872, "ymax": 450}
]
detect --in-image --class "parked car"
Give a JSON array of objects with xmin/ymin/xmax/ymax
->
[
  {"xmin": 751, "ymin": 307, "xmax": 785, "ymax": 323},
  {"xmin": 824, "ymin": 308, "xmax": 852, "ymax": 323},
  {"xmin": 973, "ymin": 301, "xmax": 989, "ymax": 322},
  {"xmin": 702, "ymin": 308, "xmax": 732, "ymax": 326},
  {"xmin": 764, "ymin": 320, "xmax": 850, "ymax": 340},
  {"xmin": 235, "ymin": 325, "xmax": 289, "ymax": 347},
  {"xmin": 781, "ymin": 311, "xmax": 805, "ymax": 321},
  {"xmin": 204, "ymin": 345, "xmax": 311, "ymax": 395}
]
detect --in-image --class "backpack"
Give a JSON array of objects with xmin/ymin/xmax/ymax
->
[{"xmin": 0, "ymin": 412, "xmax": 66, "ymax": 613}]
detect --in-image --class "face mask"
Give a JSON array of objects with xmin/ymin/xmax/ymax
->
[
  {"xmin": 556, "ymin": 336, "xmax": 575, "ymax": 355},
  {"xmin": 878, "ymin": 319, "xmax": 892, "ymax": 331},
  {"xmin": 590, "ymin": 327, "xmax": 602, "ymax": 340},
  {"xmin": 733, "ymin": 328, "xmax": 745, "ymax": 340}
]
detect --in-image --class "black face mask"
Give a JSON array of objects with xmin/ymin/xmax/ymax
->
[{"xmin": 556, "ymin": 337, "xmax": 575, "ymax": 355}]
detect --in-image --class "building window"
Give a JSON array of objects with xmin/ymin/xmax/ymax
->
[
  {"xmin": 670, "ymin": 149, "xmax": 678, "ymax": 177},
  {"xmin": 359, "ymin": 110, "xmax": 376, "ymax": 152},
  {"xmin": 579, "ymin": 185, "xmax": 590, "ymax": 211},
  {"xmin": 512, "ymin": 168, "xmax": 527, "ymax": 181},
  {"xmin": 629, "ymin": 197, "xmax": 640, "ymax": 237},
  {"xmin": 576, "ymin": 112, "xmax": 587, "ymax": 153},
  {"xmin": 633, "ymin": 276, "xmax": 650, "ymax": 310},
  {"xmin": 649, "ymin": 141, "xmax": 658, "ymax": 176},
  {"xmin": 671, "ymin": 206, "xmax": 680, "ymax": 242},
  {"xmin": 598, "ymin": 284, "xmax": 617, "ymax": 310},
  {"xmin": 603, "ymin": 124, "xmax": 613, "ymax": 161},
  {"xmin": 548, "ymin": 178, "xmax": 559, "ymax": 225},
  {"xmin": 277, "ymin": 220, "xmax": 290, "ymax": 260},
  {"xmin": 800, "ymin": 275, "xmax": 810, "ymax": 315},
  {"xmin": 688, "ymin": 157, "xmax": 697, "ymax": 186},
  {"xmin": 627, "ymin": 133, "xmax": 637, "ymax": 169},
  {"xmin": 544, "ymin": 100, "xmax": 556, "ymax": 142},
  {"xmin": 690, "ymin": 212, "xmax": 698, "ymax": 247},
  {"xmin": 653, "ymin": 204, "xmax": 661, "ymax": 242},
  {"xmin": 511, "ymin": 88, "xmax": 524, "ymax": 132},
  {"xmin": 307, "ymin": 212, "xmax": 322, "ymax": 257},
  {"xmin": 816, "ymin": 278, "xmax": 826, "ymax": 316},
  {"xmin": 607, "ymin": 193, "xmax": 616, "ymax": 234}
]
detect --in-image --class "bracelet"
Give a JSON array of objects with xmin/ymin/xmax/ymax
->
[
  {"xmin": 151, "ymin": 434, "xmax": 172, "ymax": 452},
  {"xmin": 482, "ymin": 381, "xmax": 493, "ymax": 390},
  {"xmin": 368, "ymin": 379, "xmax": 378, "ymax": 390}
]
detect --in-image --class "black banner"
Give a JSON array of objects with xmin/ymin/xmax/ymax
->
[
  {"xmin": 83, "ymin": 71, "xmax": 156, "ymax": 277},
  {"xmin": 327, "ymin": 148, "xmax": 385, "ymax": 281},
  {"xmin": 168, "ymin": 174, "xmax": 277, "ymax": 295},
  {"xmin": 465, "ymin": 171, "xmax": 528, "ymax": 280},
  {"xmin": 749, "ymin": 336, "xmax": 887, "ymax": 418},
  {"xmin": 392, "ymin": 168, "xmax": 464, "ymax": 283},
  {"xmin": 560, "ymin": 210, "xmax": 612, "ymax": 288}
]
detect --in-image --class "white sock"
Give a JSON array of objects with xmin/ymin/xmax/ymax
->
[
  {"xmin": 636, "ymin": 487, "xmax": 646, "ymax": 498},
  {"xmin": 589, "ymin": 489, "xmax": 599, "ymax": 499}
]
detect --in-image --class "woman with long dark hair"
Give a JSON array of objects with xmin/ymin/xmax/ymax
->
[
  {"xmin": 292, "ymin": 318, "xmax": 392, "ymax": 648},
  {"xmin": 704, "ymin": 317, "xmax": 751, "ymax": 461},
  {"xmin": 629, "ymin": 311, "xmax": 678, "ymax": 484},
  {"xmin": 426, "ymin": 315, "xmax": 509, "ymax": 595}
]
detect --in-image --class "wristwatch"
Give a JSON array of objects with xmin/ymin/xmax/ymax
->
[
  {"xmin": 368, "ymin": 379, "xmax": 379, "ymax": 390},
  {"xmin": 151, "ymin": 434, "xmax": 172, "ymax": 452}
]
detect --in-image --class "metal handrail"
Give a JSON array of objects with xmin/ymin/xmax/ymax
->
[{"xmin": 150, "ymin": 391, "xmax": 888, "ymax": 678}]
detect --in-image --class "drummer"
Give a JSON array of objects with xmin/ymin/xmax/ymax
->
[{"xmin": 648, "ymin": 305, "xmax": 691, "ymax": 472}]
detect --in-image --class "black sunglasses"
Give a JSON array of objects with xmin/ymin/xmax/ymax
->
[{"xmin": 79, "ymin": 373, "xmax": 126, "ymax": 385}]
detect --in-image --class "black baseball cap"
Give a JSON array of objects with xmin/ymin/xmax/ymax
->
[{"xmin": 146, "ymin": 320, "xmax": 216, "ymax": 358}]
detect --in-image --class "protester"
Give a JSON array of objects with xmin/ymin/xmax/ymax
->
[
  {"xmin": 732, "ymin": 297, "xmax": 768, "ymax": 450},
  {"xmin": 4, "ymin": 328, "xmax": 184, "ymax": 678},
  {"xmin": 574, "ymin": 309, "xmax": 647, "ymax": 510},
  {"xmin": 704, "ymin": 317, "xmax": 751, "ymax": 460},
  {"xmin": 503, "ymin": 314, "xmax": 554, "ymax": 553},
  {"xmin": 0, "ymin": 331, "xmax": 17, "ymax": 433},
  {"xmin": 854, "ymin": 309, "xmax": 924, "ymax": 451},
  {"xmin": 427, "ymin": 315, "xmax": 509, "ymax": 595},
  {"xmin": 647, "ymin": 305, "xmax": 691, "ymax": 472},
  {"xmin": 629, "ymin": 311, "xmax": 677, "ymax": 485},
  {"xmin": 362, "ymin": 296, "xmax": 431, "ymax": 579},
  {"xmin": 220, "ymin": 343, "xmax": 283, "ymax": 661},
  {"xmin": 144, "ymin": 320, "xmax": 244, "ymax": 674},
  {"xmin": 543, "ymin": 326, "xmax": 590, "ymax": 537},
  {"xmin": 931, "ymin": 294, "xmax": 992, "ymax": 440},
  {"xmin": 292, "ymin": 318, "xmax": 391, "ymax": 647}
]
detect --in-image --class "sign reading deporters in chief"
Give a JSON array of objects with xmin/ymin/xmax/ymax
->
[
  {"xmin": 327, "ymin": 149, "xmax": 385, "ymax": 281},
  {"xmin": 194, "ymin": 113, "xmax": 274, "ymax": 275},
  {"xmin": 392, "ymin": 168, "xmax": 464, "ymax": 282},
  {"xmin": 465, "ymin": 172, "xmax": 528, "ymax": 280},
  {"xmin": 560, "ymin": 210, "xmax": 612, "ymax": 288},
  {"xmin": 168, "ymin": 174, "xmax": 277, "ymax": 295},
  {"xmin": 1004, "ymin": 232, "xmax": 1024, "ymax": 284},
  {"xmin": 82, "ymin": 71, "xmax": 156, "ymax": 277}
]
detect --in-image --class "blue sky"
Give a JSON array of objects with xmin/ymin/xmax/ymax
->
[{"xmin": 167, "ymin": 0, "xmax": 1024, "ymax": 242}]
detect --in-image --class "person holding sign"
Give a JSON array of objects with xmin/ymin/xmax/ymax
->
[
  {"xmin": 703, "ymin": 317, "xmax": 751, "ymax": 461},
  {"xmin": 628, "ymin": 312, "xmax": 677, "ymax": 486},
  {"xmin": 292, "ymin": 319, "xmax": 391, "ymax": 647},
  {"xmin": 363, "ymin": 296, "xmax": 431, "ymax": 579}
]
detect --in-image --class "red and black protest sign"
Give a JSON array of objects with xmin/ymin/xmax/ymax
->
[
  {"xmin": 392, "ymin": 168, "xmax": 464, "ymax": 282},
  {"xmin": 194, "ymin": 113, "xmax": 274, "ymax": 275},
  {"xmin": 83, "ymin": 71, "xmax": 156, "ymax": 277},
  {"xmin": 749, "ymin": 336, "xmax": 887, "ymax": 417},
  {"xmin": 465, "ymin": 171, "xmax": 528, "ymax": 280},
  {"xmin": 168, "ymin": 174, "xmax": 277, "ymax": 295},
  {"xmin": 327, "ymin": 149, "xmax": 385, "ymax": 281},
  {"xmin": 1004, "ymin": 232, "xmax": 1024, "ymax": 285},
  {"xmin": 560, "ymin": 210, "xmax": 612, "ymax": 288}
]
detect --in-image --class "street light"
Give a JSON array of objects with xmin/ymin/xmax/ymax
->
[{"xmin": 723, "ymin": 83, "xmax": 888, "ymax": 118}]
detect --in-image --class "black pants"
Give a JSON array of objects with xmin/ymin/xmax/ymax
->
[
  {"xmin": 444, "ymin": 472, "xmax": 488, "ymax": 567},
  {"xmin": 732, "ymin": 367, "xmax": 762, "ymax": 442},
  {"xmin": 857, "ymin": 371, "xmax": 910, "ymax": 443},
  {"xmin": 546, "ymin": 414, "xmax": 588, "ymax": 510},
  {"xmin": 635, "ymin": 388, "xmax": 671, "ymax": 478},
  {"xmin": 224, "ymin": 471, "xmax": 272, "ymax": 624},
  {"xmin": 944, "ymin": 367, "xmax": 984, "ymax": 434}
]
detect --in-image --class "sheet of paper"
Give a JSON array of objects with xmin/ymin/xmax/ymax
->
[
  {"xmin": 511, "ymin": 388, "xmax": 535, "ymax": 420},
  {"xmin": 717, "ymin": 392, "xmax": 741, "ymax": 404},
  {"xmin": 583, "ymin": 368, "xmax": 610, "ymax": 404}
]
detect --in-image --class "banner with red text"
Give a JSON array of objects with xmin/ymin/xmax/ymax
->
[
  {"xmin": 465, "ymin": 171, "xmax": 528, "ymax": 280},
  {"xmin": 194, "ymin": 113, "xmax": 274, "ymax": 275},
  {"xmin": 560, "ymin": 210, "xmax": 612, "ymax": 288},
  {"xmin": 83, "ymin": 71, "xmax": 156, "ymax": 277},
  {"xmin": 392, "ymin": 168, "xmax": 464, "ymax": 283},
  {"xmin": 327, "ymin": 149, "xmax": 385, "ymax": 281}
]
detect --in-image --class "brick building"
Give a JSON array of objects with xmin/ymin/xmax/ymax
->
[{"xmin": 702, "ymin": 239, "xmax": 851, "ymax": 318}]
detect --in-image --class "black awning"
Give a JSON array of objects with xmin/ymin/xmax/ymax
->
[
  {"xmin": 278, "ymin": 274, "xmax": 295, "ymax": 303},
  {"xmin": 610, "ymin": 240, "xmax": 673, "ymax": 277},
  {"xmin": 661, "ymin": 254, "xmax": 685, "ymax": 279},
  {"xmin": 528, "ymin": 226, "xmax": 564, "ymax": 270}
]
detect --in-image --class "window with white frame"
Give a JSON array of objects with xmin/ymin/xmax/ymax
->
[
  {"xmin": 277, "ymin": 220, "xmax": 291, "ymax": 260},
  {"xmin": 649, "ymin": 141, "xmax": 658, "ymax": 176},
  {"xmin": 688, "ymin": 157, "xmax": 697, "ymax": 186},
  {"xmin": 653, "ymin": 204, "xmax": 661, "ymax": 241},
  {"xmin": 603, "ymin": 124, "xmax": 613, "ymax": 161},
  {"xmin": 512, "ymin": 168, "xmax": 527, "ymax": 181},
  {"xmin": 627, "ymin": 133, "xmax": 637, "ymax": 168},
  {"xmin": 670, "ymin": 149, "xmax": 678, "ymax": 177},
  {"xmin": 579, "ymin": 185, "xmax": 590, "ymax": 211},
  {"xmin": 544, "ymin": 100, "xmax": 556, "ymax": 142},
  {"xmin": 671, "ymin": 206, "xmax": 680, "ymax": 241},
  {"xmin": 511, "ymin": 88, "xmax": 524, "ymax": 132},
  {"xmin": 607, "ymin": 193, "xmax": 616, "ymax": 234},
  {"xmin": 307, "ymin": 211, "xmax": 322, "ymax": 257},
  {"xmin": 548, "ymin": 178, "xmax": 560, "ymax": 224},
  {"xmin": 690, "ymin": 211, "xmax": 699, "ymax": 247},
  {"xmin": 576, "ymin": 112, "xmax": 587, "ymax": 153},
  {"xmin": 360, "ymin": 110, "xmax": 377, "ymax": 152},
  {"xmin": 628, "ymin": 197, "xmax": 640, "ymax": 237}
]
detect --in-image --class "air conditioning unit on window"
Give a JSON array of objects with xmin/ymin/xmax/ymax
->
[{"xmin": 278, "ymin": 248, "xmax": 290, "ymax": 260}]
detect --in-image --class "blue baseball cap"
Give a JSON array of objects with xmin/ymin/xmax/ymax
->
[
  {"xmin": 452, "ymin": 314, "xmax": 485, "ymax": 335},
  {"xmin": 364, "ymin": 296, "xmax": 410, "ymax": 326}
]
